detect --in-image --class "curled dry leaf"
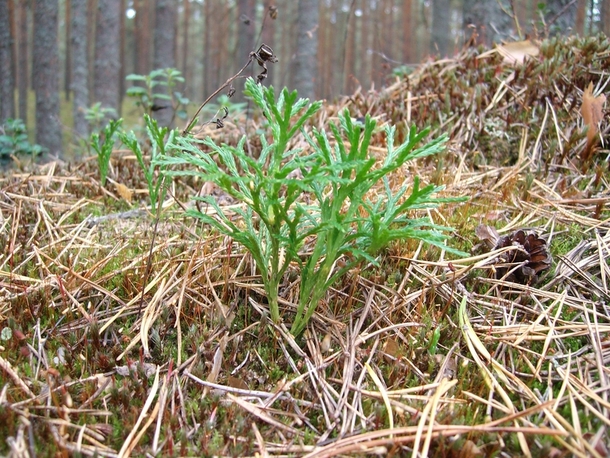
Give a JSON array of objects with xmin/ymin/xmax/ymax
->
[
  {"xmin": 114, "ymin": 182, "xmax": 132, "ymax": 202},
  {"xmin": 475, "ymin": 224, "xmax": 500, "ymax": 250},
  {"xmin": 457, "ymin": 439, "xmax": 484, "ymax": 457},
  {"xmin": 581, "ymin": 82, "xmax": 607, "ymax": 146},
  {"xmin": 496, "ymin": 39, "xmax": 539, "ymax": 65},
  {"xmin": 476, "ymin": 225, "xmax": 552, "ymax": 285}
]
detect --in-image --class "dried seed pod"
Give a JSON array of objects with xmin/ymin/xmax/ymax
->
[
  {"xmin": 252, "ymin": 44, "xmax": 278, "ymax": 83},
  {"xmin": 268, "ymin": 5, "xmax": 278, "ymax": 20}
]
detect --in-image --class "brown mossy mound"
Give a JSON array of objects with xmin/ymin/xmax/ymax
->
[{"xmin": 340, "ymin": 34, "xmax": 610, "ymax": 168}]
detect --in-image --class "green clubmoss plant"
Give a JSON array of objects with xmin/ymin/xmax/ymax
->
[
  {"xmin": 159, "ymin": 77, "xmax": 465, "ymax": 336},
  {"xmin": 91, "ymin": 118, "xmax": 122, "ymax": 187},
  {"xmin": 0, "ymin": 118, "xmax": 45, "ymax": 161},
  {"xmin": 126, "ymin": 68, "xmax": 190, "ymax": 122},
  {"xmin": 119, "ymin": 114, "xmax": 173, "ymax": 215}
]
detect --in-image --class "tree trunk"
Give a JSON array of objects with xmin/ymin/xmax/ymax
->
[
  {"xmin": 65, "ymin": 0, "xmax": 72, "ymax": 99},
  {"xmin": 360, "ymin": 0, "xmax": 370, "ymax": 91},
  {"xmin": 603, "ymin": 0, "xmax": 610, "ymax": 36},
  {"xmin": 402, "ymin": 0, "xmax": 413, "ymax": 63},
  {"xmin": 234, "ymin": 0, "xmax": 255, "ymax": 102},
  {"xmin": 371, "ymin": 1, "xmax": 382, "ymax": 88},
  {"xmin": 153, "ymin": 0, "xmax": 177, "ymax": 126},
  {"xmin": 71, "ymin": 0, "xmax": 89, "ymax": 141},
  {"xmin": 33, "ymin": 0, "xmax": 62, "ymax": 158},
  {"xmin": 135, "ymin": 0, "xmax": 151, "ymax": 76},
  {"xmin": 17, "ymin": 0, "xmax": 28, "ymax": 121},
  {"xmin": 431, "ymin": 0, "xmax": 451, "ymax": 55},
  {"xmin": 153, "ymin": 0, "xmax": 176, "ymax": 70},
  {"xmin": 281, "ymin": 1, "xmax": 295, "ymax": 89},
  {"xmin": 181, "ymin": 0, "xmax": 190, "ymax": 94},
  {"xmin": 203, "ymin": 0, "xmax": 213, "ymax": 98},
  {"xmin": 462, "ymin": 0, "xmax": 511, "ymax": 47},
  {"xmin": 381, "ymin": 0, "xmax": 394, "ymax": 71},
  {"xmin": 293, "ymin": 0, "xmax": 319, "ymax": 99},
  {"xmin": 343, "ymin": 1, "xmax": 357, "ymax": 94},
  {"xmin": 0, "ymin": 0, "xmax": 15, "ymax": 122},
  {"xmin": 318, "ymin": 2, "xmax": 329, "ymax": 98},
  {"xmin": 546, "ymin": 0, "xmax": 577, "ymax": 35},
  {"xmin": 119, "ymin": 0, "xmax": 126, "ymax": 114},
  {"xmin": 87, "ymin": 0, "xmax": 97, "ymax": 99},
  {"xmin": 94, "ymin": 0, "xmax": 121, "ymax": 114},
  {"xmin": 574, "ymin": 0, "xmax": 586, "ymax": 35}
]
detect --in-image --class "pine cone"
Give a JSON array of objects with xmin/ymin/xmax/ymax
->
[
  {"xmin": 494, "ymin": 230, "xmax": 552, "ymax": 284},
  {"xmin": 475, "ymin": 225, "xmax": 552, "ymax": 285}
]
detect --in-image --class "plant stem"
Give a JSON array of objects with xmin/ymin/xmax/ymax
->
[{"xmin": 181, "ymin": 56, "xmax": 254, "ymax": 136}]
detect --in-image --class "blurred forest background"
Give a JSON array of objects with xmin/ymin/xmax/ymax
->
[{"xmin": 0, "ymin": 0, "xmax": 609, "ymax": 159}]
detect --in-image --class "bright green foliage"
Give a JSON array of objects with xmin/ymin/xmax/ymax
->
[
  {"xmin": 84, "ymin": 102, "xmax": 119, "ymax": 134},
  {"xmin": 90, "ymin": 118, "xmax": 122, "ymax": 186},
  {"xmin": 126, "ymin": 68, "xmax": 190, "ymax": 121},
  {"xmin": 119, "ymin": 114, "xmax": 173, "ymax": 215},
  {"xmin": 158, "ymin": 77, "xmax": 465, "ymax": 336},
  {"xmin": 0, "ymin": 118, "xmax": 45, "ymax": 159}
]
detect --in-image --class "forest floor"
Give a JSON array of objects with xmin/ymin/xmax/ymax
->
[{"xmin": 1, "ymin": 34, "xmax": 610, "ymax": 457}]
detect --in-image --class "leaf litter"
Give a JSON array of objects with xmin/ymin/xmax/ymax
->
[{"xmin": 0, "ymin": 35, "xmax": 609, "ymax": 456}]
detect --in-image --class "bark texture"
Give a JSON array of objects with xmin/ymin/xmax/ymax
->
[
  {"xmin": 153, "ymin": 0, "xmax": 177, "ymax": 126},
  {"xmin": 462, "ymin": 0, "xmax": 512, "ymax": 47},
  {"xmin": 33, "ymin": 0, "xmax": 63, "ymax": 158},
  {"xmin": 546, "ymin": 0, "xmax": 577, "ymax": 35},
  {"xmin": 604, "ymin": 0, "xmax": 610, "ymax": 36},
  {"xmin": 71, "ymin": 0, "xmax": 89, "ymax": 140},
  {"xmin": 94, "ymin": 0, "xmax": 121, "ymax": 113},
  {"xmin": 17, "ymin": 0, "xmax": 27, "ymax": 121},
  {"xmin": 153, "ymin": 0, "xmax": 176, "ymax": 70},
  {"xmin": 293, "ymin": 0, "xmax": 319, "ymax": 99},
  {"xmin": 431, "ymin": 0, "xmax": 451, "ymax": 55},
  {"xmin": 0, "ymin": 0, "xmax": 15, "ymax": 122},
  {"xmin": 234, "ymin": 0, "xmax": 255, "ymax": 102}
]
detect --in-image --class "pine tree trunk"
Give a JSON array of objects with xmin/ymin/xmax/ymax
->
[
  {"xmin": 87, "ymin": 0, "xmax": 97, "ymax": 99},
  {"xmin": 33, "ymin": 0, "xmax": 62, "ymax": 159},
  {"xmin": 371, "ymin": 2, "xmax": 382, "ymax": 88},
  {"xmin": 293, "ymin": 0, "xmax": 319, "ymax": 99},
  {"xmin": 360, "ymin": 0, "xmax": 371, "ymax": 91},
  {"xmin": 0, "ymin": 0, "xmax": 15, "ymax": 122},
  {"xmin": 343, "ymin": 1, "xmax": 356, "ymax": 94},
  {"xmin": 153, "ymin": 0, "xmax": 176, "ymax": 71},
  {"xmin": 71, "ymin": 0, "xmax": 89, "ymax": 141},
  {"xmin": 181, "ymin": 0, "xmax": 190, "ymax": 94},
  {"xmin": 153, "ymin": 0, "xmax": 176, "ymax": 126},
  {"xmin": 462, "ymin": 0, "xmax": 511, "ymax": 47},
  {"xmin": 318, "ymin": 2, "xmax": 329, "ymax": 98},
  {"xmin": 118, "ymin": 0, "xmax": 126, "ymax": 114},
  {"xmin": 135, "ymin": 0, "xmax": 151, "ymax": 76},
  {"xmin": 402, "ymin": 0, "xmax": 413, "ymax": 63},
  {"xmin": 65, "ymin": 0, "xmax": 72, "ymax": 99},
  {"xmin": 202, "ymin": 0, "xmax": 213, "ymax": 98},
  {"xmin": 431, "ymin": 0, "xmax": 451, "ymax": 55},
  {"xmin": 546, "ymin": 0, "xmax": 577, "ymax": 35},
  {"xmin": 234, "ymin": 0, "xmax": 255, "ymax": 102},
  {"xmin": 94, "ymin": 0, "xmax": 121, "ymax": 114},
  {"xmin": 17, "ymin": 0, "xmax": 28, "ymax": 121},
  {"xmin": 603, "ymin": 0, "xmax": 610, "ymax": 36}
]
